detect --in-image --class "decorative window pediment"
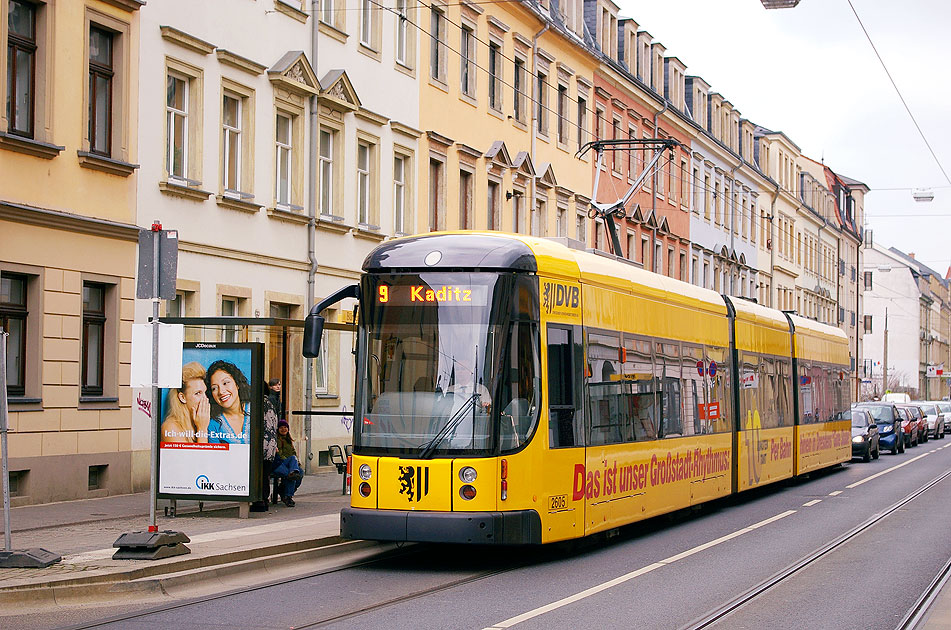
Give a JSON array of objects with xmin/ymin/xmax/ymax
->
[
  {"xmin": 484, "ymin": 141, "xmax": 512, "ymax": 169},
  {"xmin": 318, "ymin": 69, "xmax": 361, "ymax": 112},
  {"xmin": 268, "ymin": 51, "xmax": 320, "ymax": 97},
  {"xmin": 536, "ymin": 162, "xmax": 557, "ymax": 188},
  {"xmin": 512, "ymin": 151, "xmax": 536, "ymax": 178}
]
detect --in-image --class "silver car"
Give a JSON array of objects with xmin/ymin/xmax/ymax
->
[{"xmin": 915, "ymin": 401, "xmax": 946, "ymax": 439}]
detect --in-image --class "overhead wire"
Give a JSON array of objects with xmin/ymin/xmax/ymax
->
[{"xmin": 846, "ymin": 0, "xmax": 951, "ymax": 186}]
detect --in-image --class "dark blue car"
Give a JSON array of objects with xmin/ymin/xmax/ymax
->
[{"xmin": 854, "ymin": 402, "xmax": 904, "ymax": 455}]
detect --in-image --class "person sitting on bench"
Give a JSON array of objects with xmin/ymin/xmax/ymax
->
[{"xmin": 272, "ymin": 420, "xmax": 303, "ymax": 507}]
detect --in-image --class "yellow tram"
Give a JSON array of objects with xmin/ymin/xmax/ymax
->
[{"xmin": 303, "ymin": 232, "xmax": 851, "ymax": 544}]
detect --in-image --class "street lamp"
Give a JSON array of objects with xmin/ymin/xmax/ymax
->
[
  {"xmin": 760, "ymin": 0, "xmax": 800, "ymax": 7},
  {"xmin": 912, "ymin": 188, "xmax": 935, "ymax": 202}
]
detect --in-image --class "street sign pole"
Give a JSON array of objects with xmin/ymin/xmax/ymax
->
[
  {"xmin": 149, "ymin": 221, "xmax": 161, "ymax": 532},
  {"xmin": 1, "ymin": 329, "xmax": 11, "ymax": 552},
  {"xmin": 113, "ymin": 221, "xmax": 190, "ymax": 560}
]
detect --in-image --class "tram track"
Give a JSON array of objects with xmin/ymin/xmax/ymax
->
[
  {"xmin": 62, "ymin": 542, "xmax": 523, "ymax": 630},
  {"xmin": 678, "ymin": 467, "xmax": 951, "ymax": 630}
]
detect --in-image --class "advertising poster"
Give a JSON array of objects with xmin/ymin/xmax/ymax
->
[{"xmin": 157, "ymin": 342, "xmax": 263, "ymax": 501}]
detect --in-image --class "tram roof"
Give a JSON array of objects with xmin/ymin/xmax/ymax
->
[{"xmin": 787, "ymin": 313, "xmax": 850, "ymax": 366}]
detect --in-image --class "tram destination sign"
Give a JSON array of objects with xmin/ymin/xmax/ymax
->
[{"xmin": 376, "ymin": 283, "xmax": 489, "ymax": 306}]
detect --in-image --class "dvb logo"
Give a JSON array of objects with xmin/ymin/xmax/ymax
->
[{"xmin": 543, "ymin": 282, "xmax": 580, "ymax": 314}]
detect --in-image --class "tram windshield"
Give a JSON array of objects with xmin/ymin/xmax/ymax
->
[{"xmin": 359, "ymin": 272, "xmax": 539, "ymax": 457}]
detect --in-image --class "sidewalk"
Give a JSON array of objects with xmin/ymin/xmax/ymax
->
[{"xmin": 0, "ymin": 466, "xmax": 377, "ymax": 612}]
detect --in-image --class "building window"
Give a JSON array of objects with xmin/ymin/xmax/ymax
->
[
  {"xmin": 577, "ymin": 95, "xmax": 587, "ymax": 147},
  {"xmin": 357, "ymin": 142, "xmax": 370, "ymax": 224},
  {"xmin": 275, "ymin": 113, "xmax": 293, "ymax": 206},
  {"xmin": 488, "ymin": 42, "xmax": 501, "ymax": 111},
  {"xmin": 320, "ymin": 0, "xmax": 333, "ymax": 24},
  {"xmin": 82, "ymin": 283, "xmax": 107, "ymax": 397},
  {"xmin": 87, "ymin": 26, "xmax": 113, "ymax": 156},
  {"xmin": 166, "ymin": 74, "xmax": 188, "ymax": 181},
  {"xmin": 319, "ymin": 128, "xmax": 334, "ymax": 216},
  {"xmin": 487, "ymin": 180, "xmax": 500, "ymax": 230},
  {"xmin": 430, "ymin": 6, "xmax": 446, "ymax": 82},
  {"xmin": 864, "ymin": 314, "xmax": 873, "ymax": 333},
  {"xmin": 536, "ymin": 70, "xmax": 548, "ymax": 135},
  {"xmin": 576, "ymin": 211, "xmax": 586, "ymax": 243},
  {"xmin": 360, "ymin": 0, "xmax": 372, "ymax": 46},
  {"xmin": 460, "ymin": 24, "xmax": 475, "ymax": 96},
  {"xmin": 395, "ymin": 0, "xmax": 409, "ymax": 65},
  {"xmin": 531, "ymin": 198, "xmax": 546, "ymax": 236},
  {"xmin": 863, "ymin": 270, "xmax": 873, "ymax": 291},
  {"xmin": 429, "ymin": 157, "xmax": 445, "ymax": 231},
  {"xmin": 6, "ymin": 0, "xmax": 36, "ymax": 138},
  {"xmin": 0, "ymin": 273, "xmax": 27, "ymax": 397},
  {"xmin": 557, "ymin": 205, "xmax": 567, "ymax": 237},
  {"xmin": 459, "ymin": 169, "xmax": 473, "ymax": 229},
  {"xmin": 221, "ymin": 297, "xmax": 237, "ymax": 342},
  {"xmin": 393, "ymin": 155, "xmax": 406, "ymax": 233},
  {"xmin": 557, "ymin": 84, "xmax": 568, "ymax": 144},
  {"xmin": 222, "ymin": 95, "xmax": 241, "ymax": 194},
  {"xmin": 513, "ymin": 57, "xmax": 526, "ymax": 123}
]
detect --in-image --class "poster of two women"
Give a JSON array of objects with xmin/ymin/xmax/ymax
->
[{"xmin": 157, "ymin": 343, "xmax": 263, "ymax": 501}]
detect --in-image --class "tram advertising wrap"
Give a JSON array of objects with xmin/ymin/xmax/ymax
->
[
  {"xmin": 157, "ymin": 342, "xmax": 263, "ymax": 502},
  {"xmin": 306, "ymin": 232, "xmax": 852, "ymax": 545}
]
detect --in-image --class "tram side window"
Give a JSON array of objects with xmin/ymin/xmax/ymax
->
[
  {"xmin": 623, "ymin": 336, "xmax": 657, "ymax": 441},
  {"xmin": 739, "ymin": 351, "xmax": 761, "ymax": 430},
  {"xmin": 657, "ymin": 342, "xmax": 683, "ymax": 438},
  {"xmin": 587, "ymin": 331, "xmax": 626, "ymax": 445},
  {"xmin": 705, "ymin": 345, "xmax": 733, "ymax": 433},
  {"xmin": 800, "ymin": 362, "xmax": 824, "ymax": 424},
  {"xmin": 683, "ymin": 345, "xmax": 707, "ymax": 435},
  {"xmin": 547, "ymin": 326, "xmax": 583, "ymax": 448}
]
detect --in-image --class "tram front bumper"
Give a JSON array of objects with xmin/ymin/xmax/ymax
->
[{"xmin": 340, "ymin": 507, "xmax": 542, "ymax": 545}]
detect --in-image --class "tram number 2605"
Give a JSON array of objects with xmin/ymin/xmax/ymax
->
[{"xmin": 548, "ymin": 494, "xmax": 568, "ymax": 511}]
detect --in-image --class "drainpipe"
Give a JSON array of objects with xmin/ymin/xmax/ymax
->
[
  {"xmin": 530, "ymin": 23, "xmax": 549, "ymax": 236},
  {"xmin": 304, "ymin": 0, "xmax": 320, "ymax": 473},
  {"xmin": 652, "ymin": 98, "xmax": 668, "ymax": 273},
  {"xmin": 769, "ymin": 182, "xmax": 780, "ymax": 309}
]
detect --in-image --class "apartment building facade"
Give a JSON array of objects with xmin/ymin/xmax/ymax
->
[{"xmin": 1, "ymin": 0, "xmax": 142, "ymax": 504}]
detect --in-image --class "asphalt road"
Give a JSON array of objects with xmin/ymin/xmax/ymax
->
[{"xmin": 48, "ymin": 439, "xmax": 951, "ymax": 630}]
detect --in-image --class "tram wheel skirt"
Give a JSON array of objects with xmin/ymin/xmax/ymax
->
[{"xmin": 340, "ymin": 507, "xmax": 542, "ymax": 545}]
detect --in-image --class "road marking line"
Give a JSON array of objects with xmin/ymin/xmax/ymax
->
[
  {"xmin": 481, "ymin": 510, "xmax": 797, "ymax": 630},
  {"xmin": 64, "ymin": 513, "xmax": 340, "ymax": 563},
  {"xmin": 828, "ymin": 491, "xmax": 842, "ymax": 496},
  {"xmin": 803, "ymin": 499, "xmax": 822, "ymax": 507},
  {"xmin": 846, "ymin": 451, "xmax": 932, "ymax": 489}
]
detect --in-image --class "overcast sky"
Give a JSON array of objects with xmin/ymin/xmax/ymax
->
[{"xmin": 615, "ymin": 0, "xmax": 951, "ymax": 274}]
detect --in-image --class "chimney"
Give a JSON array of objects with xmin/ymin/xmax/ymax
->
[{"xmin": 909, "ymin": 252, "xmax": 916, "ymax": 259}]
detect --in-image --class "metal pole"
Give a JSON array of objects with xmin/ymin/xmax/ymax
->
[
  {"xmin": 149, "ymin": 223, "xmax": 161, "ymax": 531},
  {"xmin": 1, "ymin": 329, "xmax": 12, "ymax": 551}
]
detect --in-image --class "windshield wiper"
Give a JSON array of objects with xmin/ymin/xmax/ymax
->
[{"xmin": 418, "ymin": 393, "xmax": 480, "ymax": 459}]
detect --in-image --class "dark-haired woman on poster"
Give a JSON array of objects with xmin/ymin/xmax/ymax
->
[{"xmin": 205, "ymin": 360, "xmax": 251, "ymax": 444}]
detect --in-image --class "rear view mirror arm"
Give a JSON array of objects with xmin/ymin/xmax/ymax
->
[{"xmin": 303, "ymin": 284, "xmax": 361, "ymax": 358}]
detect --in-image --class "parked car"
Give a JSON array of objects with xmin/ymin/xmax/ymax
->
[
  {"xmin": 851, "ymin": 409, "xmax": 880, "ymax": 462},
  {"xmin": 915, "ymin": 401, "xmax": 946, "ymax": 439},
  {"xmin": 854, "ymin": 402, "xmax": 904, "ymax": 455},
  {"xmin": 896, "ymin": 406, "xmax": 919, "ymax": 448},
  {"xmin": 899, "ymin": 404, "xmax": 929, "ymax": 444}
]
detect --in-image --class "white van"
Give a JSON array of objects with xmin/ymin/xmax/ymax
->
[{"xmin": 882, "ymin": 392, "xmax": 911, "ymax": 403}]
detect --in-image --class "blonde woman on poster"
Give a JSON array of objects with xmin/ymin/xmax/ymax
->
[{"xmin": 161, "ymin": 362, "xmax": 211, "ymax": 444}]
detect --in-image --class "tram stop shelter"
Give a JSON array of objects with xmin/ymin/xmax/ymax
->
[{"xmin": 157, "ymin": 316, "xmax": 356, "ymax": 474}]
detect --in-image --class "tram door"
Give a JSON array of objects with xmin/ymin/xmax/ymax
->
[{"xmin": 544, "ymin": 324, "xmax": 585, "ymax": 542}]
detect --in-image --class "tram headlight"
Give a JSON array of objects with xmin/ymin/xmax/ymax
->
[
  {"xmin": 459, "ymin": 466, "xmax": 478, "ymax": 483},
  {"xmin": 459, "ymin": 484, "xmax": 477, "ymax": 500},
  {"xmin": 359, "ymin": 482, "xmax": 372, "ymax": 497},
  {"xmin": 359, "ymin": 464, "xmax": 373, "ymax": 481}
]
